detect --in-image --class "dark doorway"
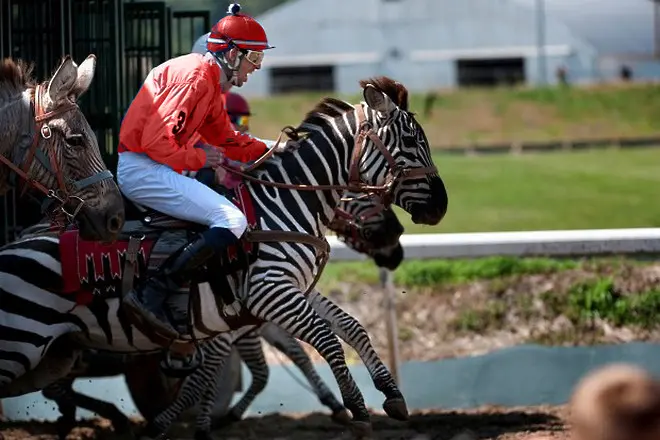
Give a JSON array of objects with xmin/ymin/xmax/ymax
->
[
  {"xmin": 270, "ymin": 65, "xmax": 334, "ymax": 94},
  {"xmin": 456, "ymin": 57, "xmax": 525, "ymax": 87}
]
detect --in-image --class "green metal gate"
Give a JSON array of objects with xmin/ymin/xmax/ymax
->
[{"xmin": 0, "ymin": 0, "xmax": 210, "ymax": 245}]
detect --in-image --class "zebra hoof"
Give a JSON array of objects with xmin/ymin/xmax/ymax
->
[
  {"xmin": 211, "ymin": 411, "xmax": 241, "ymax": 429},
  {"xmin": 112, "ymin": 417, "xmax": 134, "ymax": 436},
  {"xmin": 138, "ymin": 423, "xmax": 167, "ymax": 440},
  {"xmin": 55, "ymin": 415, "xmax": 75, "ymax": 440},
  {"xmin": 193, "ymin": 430, "xmax": 213, "ymax": 440},
  {"xmin": 350, "ymin": 421, "xmax": 373, "ymax": 439},
  {"xmin": 330, "ymin": 408, "xmax": 351, "ymax": 425},
  {"xmin": 383, "ymin": 396, "xmax": 409, "ymax": 421}
]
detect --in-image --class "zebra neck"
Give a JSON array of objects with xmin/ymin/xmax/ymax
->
[
  {"xmin": 0, "ymin": 92, "xmax": 37, "ymax": 194},
  {"xmin": 251, "ymin": 107, "xmax": 366, "ymax": 235}
]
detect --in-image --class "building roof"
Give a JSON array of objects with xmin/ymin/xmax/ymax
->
[
  {"xmin": 253, "ymin": 0, "xmax": 599, "ymax": 65},
  {"xmin": 511, "ymin": 0, "xmax": 656, "ymax": 57}
]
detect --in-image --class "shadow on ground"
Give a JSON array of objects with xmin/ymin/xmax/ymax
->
[{"xmin": 0, "ymin": 407, "xmax": 566, "ymax": 440}]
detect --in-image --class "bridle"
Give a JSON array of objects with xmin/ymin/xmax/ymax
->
[
  {"xmin": 0, "ymin": 84, "xmax": 114, "ymax": 226},
  {"xmin": 328, "ymin": 201, "xmax": 389, "ymax": 252},
  {"xmin": 218, "ymin": 103, "xmax": 438, "ymax": 213}
]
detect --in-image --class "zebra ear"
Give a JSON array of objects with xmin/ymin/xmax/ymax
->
[
  {"xmin": 363, "ymin": 84, "xmax": 397, "ymax": 116},
  {"xmin": 70, "ymin": 54, "xmax": 97, "ymax": 100},
  {"xmin": 47, "ymin": 56, "xmax": 78, "ymax": 105}
]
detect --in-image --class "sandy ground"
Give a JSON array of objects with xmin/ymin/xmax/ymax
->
[
  {"xmin": 0, "ymin": 405, "xmax": 571, "ymax": 439},
  {"xmin": 5, "ymin": 261, "xmax": 659, "ymax": 439}
]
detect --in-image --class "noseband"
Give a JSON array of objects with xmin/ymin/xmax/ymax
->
[{"xmin": 0, "ymin": 84, "xmax": 114, "ymax": 225}]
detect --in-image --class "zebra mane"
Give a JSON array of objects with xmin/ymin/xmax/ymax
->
[
  {"xmin": 288, "ymin": 75, "xmax": 409, "ymax": 140},
  {"xmin": 287, "ymin": 97, "xmax": 353, "ymax": 140},
  {"xmin": 359, "ymin": 76, "xmax": 409, "ymax": 112},
  {"xmin": 0, "ymin": 58, "xmax": 36, "ymax": 98}
]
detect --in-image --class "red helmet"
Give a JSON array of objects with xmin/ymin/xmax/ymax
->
[
  {"xmin": 225, "ymin": 92, "xmax": 251, "ymax": 116},
  {"xmin": 207, "ymin": 3, "xmax": 273, "ymax": 53}
]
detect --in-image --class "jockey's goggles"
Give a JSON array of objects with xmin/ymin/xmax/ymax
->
[
  {"xmin": 230, "ymin": 114, "xmax": 250, "ymax": 129},
  {"xmin": 240, "ymin": 49, "xmax": 264, "ymax": 67}
]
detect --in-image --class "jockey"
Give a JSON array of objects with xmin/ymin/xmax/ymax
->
[
  {"xmin": 225, "ymin": 91, "xmax": 251, "ymax": 134},
  {"xmin": 117, "ymin": 3, "xmax": 287, "ymax": 340}
]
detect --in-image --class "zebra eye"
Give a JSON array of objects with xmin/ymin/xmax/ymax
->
[
  {"xmin": 66, "ymin": 134, "xmax": 85, "ymax": 147},
  {"xmin": 402, "ymin": 135, "xmax": 417, "ymax": 149}
]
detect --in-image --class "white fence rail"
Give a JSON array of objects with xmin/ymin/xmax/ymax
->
[
  {"xmin": 332, "ymin": 228, "xmax": 660, "ymax": 384},
  {"xmin": 327, "ymin": 228, "xmax": 660, "ymax": 261}
]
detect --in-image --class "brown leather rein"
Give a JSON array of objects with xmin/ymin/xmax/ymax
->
[
  {"xmin": 218, "ymin": 104, "xmax": 437, "ymax": 205},
  {"xmin": 0, "ymin": 84, "xmax": 114, "ymax": 225},
  {"xmin": 215, "ymin": 103, "xmax": 436, "ymax": 299}
]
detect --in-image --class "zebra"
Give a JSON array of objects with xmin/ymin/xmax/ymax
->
[
  {"xmin": 152, "ymin": 287, "xmax": 408, "ymax": 440},
  {"xmin": 0, "ymin": 75, "xmax": 448, "ymax": 438},
  {"xmin": 39, "ymin": 195, "xmax": 405, "ymax": 440},
  {"xmin": 0, "ymin": 55, "xmax": 124, "ymax": 242}
]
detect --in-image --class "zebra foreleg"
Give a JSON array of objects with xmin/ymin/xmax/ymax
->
[
  {"xmin": 43, "ymin": 377, "xmax": 133, "ymax": 440},
  {"xmin": 308, "ymin": 290, "xmax": 409, "ymax": 421},
  {"xmin": 247, "ymin": 288, "xmax": 373, "ymax": 440},
  {"xmin": 42, "ymin": 378, "xmax": 77, "ymax": 440},
  {"xmin": 211, "ymin": 329, "xmax": 265, "ymax": 428},
  {"xmin": 142, "ymin": 335, "xmax": 233, "ymax": 440},
  {"xmin": 0, "ymin": 340, "xmax": 80, "ymax": 398},
  {"xmin": 260, "ymin": 323, "xmax": 350, "ymax": 424}
]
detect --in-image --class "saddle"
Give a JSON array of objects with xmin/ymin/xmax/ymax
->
[{"xmin": 57, "ymin": 171, "xmax": 261, "ymax": 328}]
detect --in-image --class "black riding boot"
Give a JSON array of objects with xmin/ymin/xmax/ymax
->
[{"xmin": 122, "ymin": 227, "xmax": 241, "ymax": 340}]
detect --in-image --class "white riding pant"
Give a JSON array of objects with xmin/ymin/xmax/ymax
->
[{"xmin": 116, "ymin": 151, "xmax": 247, "ymax": 238}]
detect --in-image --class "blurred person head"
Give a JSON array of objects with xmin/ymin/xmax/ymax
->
[
  {"xmin": 225, "ymin": 91, "xmax": 251, "ymax": 133},
  {"xmin": 569, "ymin": 363, "xmax": 660, "ymax": 440}
]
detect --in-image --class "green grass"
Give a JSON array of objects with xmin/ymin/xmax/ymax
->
[
  {"xmin": 525, "ymin": 277, "xmax": 660, "ymax": 345},
  {"xmin": 249, "ymin": 83, "xmax": 660, "ymax": 147},
  {"xmin": 395, "ymin": 148, "xmax": 660, "ymax": 234},
  {"xmin": 563, "ymin": 278, "xmax": 660, "ymax": 329},
  {"xmin": 393, "ymin": 256, "xmax": 577, "ymax": 287},
  {"xmin": 317, "ymin": 255, "xmax": 585, "ymax": 290}
]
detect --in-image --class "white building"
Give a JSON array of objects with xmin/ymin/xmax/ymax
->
[{"xmin": 194, "ymin": 0, "xmax": 660, "ymax": 97}]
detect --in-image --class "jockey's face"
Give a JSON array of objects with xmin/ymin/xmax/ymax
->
[{"xmin": 234, "ymin": 51, "xmax": 261, "ymax": 87}]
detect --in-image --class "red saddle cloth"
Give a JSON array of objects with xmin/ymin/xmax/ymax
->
[{"xmin": 58, "ymin": 184, "xmax": 258, "ymax": 305}]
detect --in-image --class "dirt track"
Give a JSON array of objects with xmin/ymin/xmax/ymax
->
[
  {"xmin": 9, "ymin": 263, "xmax": 654, "ymax": 440},
  {"xmin": 0, "ymin": 405, "xmax": 570, "ymax": 440}
]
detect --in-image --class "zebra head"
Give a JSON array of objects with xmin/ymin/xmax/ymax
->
[
  {"xmin": 356, "ymin": 76, "xmax": 448, "ymax": 226},
  {"xmin": 0, "ymin": 55, "xmax": 124, "ymax": 241},
  {"xmin": 330, "ymin": 191, "xmax": 405, "ymax": 270}
]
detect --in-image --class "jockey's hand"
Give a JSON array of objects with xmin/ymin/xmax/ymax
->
[
  {"xmin": 198, "ymin": 144, "xmax": 225, "ymax": 168},
  {"xmin": 273, "ymin": 139, "xmax": 300, "ymax": 154},
  {"xmin": 215, "ymin": 165, "xmax": 242, "ymax": 189}
]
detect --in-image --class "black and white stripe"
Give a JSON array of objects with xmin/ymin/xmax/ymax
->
[
  {"xmin": 144, "ymin": 195, "xmax": 407, "ymax": 438},
  {"xmin": 40, "ymin": 194, "xmax": 404, "ymax": 439},
  {"xmin": 0, "ymin": 78, "xmax": 447, "ymax": 437}
]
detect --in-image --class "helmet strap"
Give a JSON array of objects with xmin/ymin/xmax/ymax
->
[{"xmin": 210, "ymin": 46, "xmax": 245, "ymax": 86}]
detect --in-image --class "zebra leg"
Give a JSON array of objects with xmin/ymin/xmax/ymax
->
[
  {"xmin": 247, "ymin": 288, "xmax": 373, "ymax": 439},
  {"xmin": 0, "ymin": 339, "xmax": 80, "ymax": 398},
  {"xmin": 43, "ymin": 376, "xmax": 133, "ymax": 439},
  {"xmin": 260, "ymin": 323, "xmax": 350, "ymax": 425},
  {"xmin": 42, "ymin": 378, "xmax": 77, "ymax": 440},
  {"xmin": 308, "ymin": 290, "xmax": 409, "ymax": 421},
  {"xmin": 142, "ymin": 335, "xmax": 233, "ymax": 440},
  {"xmin": 212, "ymin": 329, "xmax": 265, "ymax": 428}
]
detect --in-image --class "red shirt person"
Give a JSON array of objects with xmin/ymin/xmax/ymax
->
[{"xmin": 117, "ymin": 3, "xmax": 275, "ymax": 340}]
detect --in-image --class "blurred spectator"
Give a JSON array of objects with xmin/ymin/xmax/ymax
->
[
  {"xmin": 556, "ymin": 65, "xmax": 569, "ymax": 86},
  {"xmin": 225, "ymin": 91, "xmax": 251, "ymax": 134},
  {"xmin": 423, "ymin": 92, "xmax": 438, "ymax": 118},
  {"xmin": 620, "ymin": 65, "xmax": 633, "ymax": 81},
  {"xmin": 569, "ymin": 363, "xmax": 660, "ymax": 440}
]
